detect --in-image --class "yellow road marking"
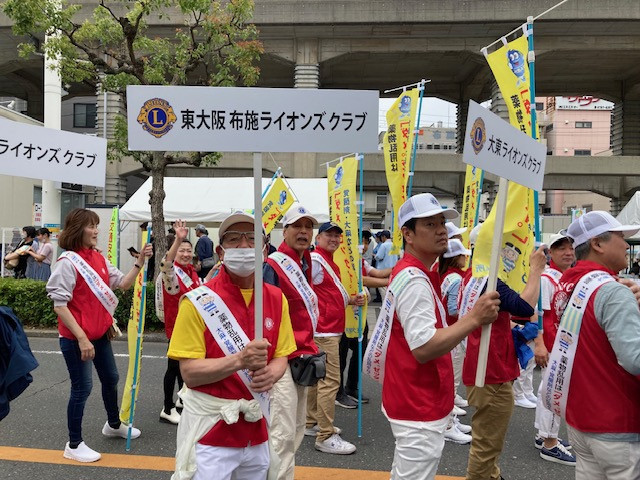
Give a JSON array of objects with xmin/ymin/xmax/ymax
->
[{"xmin": 0, "ymin": 446, "xmax": 464, "ymax": 479}]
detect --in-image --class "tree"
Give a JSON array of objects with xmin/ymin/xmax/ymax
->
[{"xmin": 3, "ymin": 0, "xmax": 263, "ymax": 273}]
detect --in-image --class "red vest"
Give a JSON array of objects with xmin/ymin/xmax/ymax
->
[
  {"xmin": 382, "ymin": 253, "xmax": 454, "ymax": 421},
  {"xmin": 266, "ymin": 242, "xmax": 318, "ymax": 358},
  {"xmin": 551, "ymin": 261, "xmax": 640, "ymax": 433},
  {"xmin": 58, "ymin": 248, "xmax": 113, "ymax": 341},
  {"xmin": 193, "ymin": 266, "xmax": 284, "ymax": 448},
  {"xmin": 441, "ymin": 267, "xmax": 464, "ymax": 326},
  {"xmin": 541, "ymin": 263, "xmax": 561, "ymax": 351},
  {"xmin": 313, "ymin": 247, "xmax": 346, "ymax": 335},
  {"xmin": 461, "ymin": 270, "xmax": 520, "ymax": 385},
  {"xmin": 162, "ymin": 262, "xmax": 200, "ymax": 339}
]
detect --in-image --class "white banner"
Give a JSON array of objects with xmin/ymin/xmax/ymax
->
[
  {"xmin": 0, "ymin": 118, "xmax": 107, "ymax": 187},
  {"xmin": 463, "ymin": 100, "xmax": 547, "ymax": 191},
  {"xmin": 126, "ymin": 86, "xmax": 379, "ymax": 153}
]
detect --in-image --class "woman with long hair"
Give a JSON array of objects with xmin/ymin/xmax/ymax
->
[{"xmin": 46, "ymin": 208, "xmax": 152, "ymax": 463}]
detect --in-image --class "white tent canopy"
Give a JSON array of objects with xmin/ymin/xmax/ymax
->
[
  {"xmin": 616, "ymin": 191, "xmax": 640, "ymax": 240},
  {"xmin": 120, "ymin": 176, "xmax": 330, "ymax": 223}
]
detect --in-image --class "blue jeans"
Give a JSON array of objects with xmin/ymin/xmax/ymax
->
[{"xmin": 60, "ymin": 334, "xmax": 120, "ymax": 445}]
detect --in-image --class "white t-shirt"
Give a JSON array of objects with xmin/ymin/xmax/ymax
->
[{"xmin": 395, "ymin": 278, "xmax": 437, "ymax": 350}]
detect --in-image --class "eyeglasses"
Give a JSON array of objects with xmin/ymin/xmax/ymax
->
[{"xmin": 221, "ymin": 231, "xmax": 263, "ymax": 247}]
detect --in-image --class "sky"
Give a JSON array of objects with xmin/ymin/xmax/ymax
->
[{"xmin": 378, "ymin": 97, "xmax": 457, "ymax": 132}]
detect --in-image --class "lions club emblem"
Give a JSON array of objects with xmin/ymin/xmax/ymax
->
[
  {"xmin": 137, "ymin": 98, "xmax": 177, "ymax": 138},
  {"xmin": 265, "ymin": 317, "xmax": 274, "ymax": 331},
  {"xmin": 470, "ymin": 117, "xmax": 486, "ymax": 155}
]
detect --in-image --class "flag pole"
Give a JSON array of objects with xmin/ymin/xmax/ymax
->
[
  {"xmin": 356, "ymin": 153, "xmax": 365, "ymax": 438},
  {"xmin": 407, "ymin": 79, "xmax": 427, "ymax": 198},
  {"xmin": 261, "ymin": 167, "xmax": 281, "ymax": 198},
  {"xmin": 126, "ymin": 224, "xmax": 151, "ymax": 451}
]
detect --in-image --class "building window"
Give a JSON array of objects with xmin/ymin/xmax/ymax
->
[
  {"xmin": 545, "ymin": 124, "xmax": 553, "ymax": 133},
  {"xmin": 433, "ymin": 130, "xmax": 441, "ymax": 139},
  {"xmin": 73, "ymin": 103, "xmax": 97, "ymax": 128},
  {"xmin": 535, "ymin": 102, "xmax": 544, "ymax": 111},
  {"xmin": 566, "ymin": 206, "xmax": 576, "ymax": 215},
  {"xmin": 575, "ymin": 121, "xmax": 592, "ymax": 129},
  {"xmin": 376, "ymin": 192, "xmax": 387, "ymax": 212},
  {"xmin": 574, "ymin": 149, "xmax": 591, "ymax": 156},
  {"xmin": 582, "ymin": 204, "xmax": 593, "ymax": 212},
  {"xmin": 434, "ymin": 144, "xmax": 441, "ymax": 150},
  {"xmin": 446, "ymin": 131, "xmax": 455, "ymax": 140}
]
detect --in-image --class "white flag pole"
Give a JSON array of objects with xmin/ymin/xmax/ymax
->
[
  {"xmin": 475, "ymin": 177, "xmax": 509, "ymax": 387},
  {"xmin": 254, "ymin": 152, "xmax": 264, "ymax": 340}
]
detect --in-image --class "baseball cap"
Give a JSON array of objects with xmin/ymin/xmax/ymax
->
[
  {"xmin": 219, "ymin": 211, "xmax": 260, "ymax": 241},
  {"xmin": 380, "ymin": 229, "xmax": 391, "ymax": 238},
  {"xmin": 443, "ymin": 239, "xmax": 472, "ymax": 258},
  {"xmin": 398, "ymin": 193, "xmax": 458, "ymax": 229},
  {"xmin": 282, "ymin": 203, "xmax": 318, "ymax": 227},
  {"xmin": 566, "ymin": 211, "xmax": 640, "ymax": 247},
  {"xmin": 548, "ymin": 231, "xmax": 571, "ymax": 249},
  {"xmin": 469, "ymin": 223, "xmax": 483, "ymax": 247},
  {"xmin": 318, "ymin": 221, "xmax": 343, "ymax": 234},
  {"xmin": 446, "ymin": 222, "xmax": 467, "ymax": 239}
]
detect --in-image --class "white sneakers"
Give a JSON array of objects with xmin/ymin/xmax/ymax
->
[
  {"xmin": 63, "ymin": 441, "xmax": 101, "ymax": 463},
  {"xmin": 454, "ymin": 394, "xmax": 469, "ymax": 408},
  {"xmin": 453, "ymin": 416, "xmax": 472, "ymax": 434},
  {"xmin": 514, "ymin": 394, "xmax": 537, "ymax": 409},
  {"xmin": 452, "ymin": 405, "xmax": 467, "ymax": 416},
  {"xmin": 304, "ymin": 424, "xmax": 342, "ymax": 437},
  {"xmin": 315, "ymin": 433, "xmax": 356, "ymax": 455},
  {"xmin": 160, "ymin": 407, "xmax": 181, "ymax": 425},
  {"xmin": 444, "ymin": 423, "xmax": 472, "ymax": 444},
  {"xmin": 101, "ymin": 421, "xmax": 141, "ymax": 439}
]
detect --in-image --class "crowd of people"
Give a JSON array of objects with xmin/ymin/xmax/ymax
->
[
  {"xmin": 36, "ymin": 198, "xmax": 640, "ymax": 480},
  {"xmin": 3, "ymin": 226, "xmax": 53, "ymax": 281}
]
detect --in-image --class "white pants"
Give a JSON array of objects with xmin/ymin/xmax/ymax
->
[
  {"xmin": 193, "ymin": 442, "xmax": 269, "ymax": 480},
  {"xmin": 388, "ymin": 414, "xmax": 449, "ymax": 480},
  {"xmin": 568, "ymin": 426, "xmax": 640, "ymax": 480},
  {"xmin": 534, "ymin": 367, "xmax": 561, "ymax": 439},
  {"xmin": 270, "ymin": 366, "xmax": 308, "ymax": 480},
  {"xmin": 451, "ymin": 341, "xmax": 466, "ymax": 393},
  {"xmin": 513, "ymin": 341, "xmax": 535, "ymax": 398}
]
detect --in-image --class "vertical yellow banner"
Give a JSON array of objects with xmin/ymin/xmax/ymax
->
[
  {"xmin": 119, "ymin": 229, "xmax": 149, "ymax": 423},
  {"xmin": 473, "ymin": 30, "xmax": 536, "ymax": 292},
  {"xmin": 328, "ymin": 157, "xmax": 366, "ymax": 338},
  {"xmin": 384, "ymin": 90, "xmax": 418, "ymax": 255},
  {"xmin": 107, "ymin": 207, "xmax": 119, "ymax": 269},
  {"xmin": 262, "ymin": 177, "xmax": 295, "ymax": 234},
  {"xmin": 460, "ymin": 164, "xmax": 483, "ymax": 251}
]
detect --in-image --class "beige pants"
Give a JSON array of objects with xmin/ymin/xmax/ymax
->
[
  {"xmin": 466, "ymin": 382, "xmax": 514, "ymax": 480},
  {"xmin": 306, "ymin": 335, "xmax": 341, "ymax": 442},
  {"xmin": 270, "ymin": 366, "xmax": 308, "ymax": 480}
]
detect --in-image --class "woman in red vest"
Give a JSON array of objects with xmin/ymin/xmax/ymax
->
[
  {"xmin": 157, "ymin": 220, "xmax": 201, "ymax": 424},
  {"xmin": 46, "ymin": 208, "xmax": 151, "ymax": 463}
]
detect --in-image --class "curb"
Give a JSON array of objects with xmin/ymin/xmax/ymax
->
[{"xmin": 24, "ymin": 328, "xmax": 168, "ymax": 343}]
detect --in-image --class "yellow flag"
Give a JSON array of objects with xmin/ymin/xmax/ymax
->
[
  {"xmin": 119, "ymin": 229, "xmax": 149, "ymax": 423},
  {"xmin": 107, "ymin": 207, "xmax": 119, "ymax": 268},
  {"xmin": 460, "ymin": 165, "xmax": 483, "ymax": 251},
  {"xmin": 384, "ymin": 90, "xmax": 418, "ymax": 255},
  {"xmin": 262, "ymin": 177, "xmax": 295, "ymax": 234},
  {"xmin": 473, "ymin": 30, "xmax": 536, "ymax": 292},
  {"xmin": 327, "ymin": 156, "xmax": 366, "ymax": 338}
]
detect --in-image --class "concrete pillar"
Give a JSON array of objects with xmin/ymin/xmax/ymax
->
[
  {"xmin": 293, "ymin": 40, "xmax": 319, "ymax": 177},
  {"xmin": 611, "ymin": 197, "xmax": 623, "ymax": 216},
  {"xmin": 611, "ymin": 100, "xmax": 640, "ymax": 156},
  {"xmin": 490, "ymin": 80, "xmax": 509, "ymax": 122},
  {"xmin": 455, "ymin": 100, "xmax": 469, "ymax": 154}
]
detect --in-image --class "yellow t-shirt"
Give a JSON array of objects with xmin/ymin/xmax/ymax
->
[{"xmin": 168, "ymin": 289, "xmax": 296, "ymax": 360}]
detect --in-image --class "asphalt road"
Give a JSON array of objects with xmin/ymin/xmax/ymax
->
[{"xmin": 1, "ymin": 332, "xmax": 576, "ymax": 480}]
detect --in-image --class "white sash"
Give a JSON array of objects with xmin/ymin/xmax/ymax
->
[
  {"xmin": 155, "ymin": 275, "xmax": 165, "ymax": 322},
  {"xmin": 175, "ymin": 265, "xmax": 197, "ymax": 289},
  {"xmin": 441, "ymin": 271, "xmax": 462, "ymax": 300},
  {"xmin": 184, "ymin": 285, "xmax": 271, "ymax": 424},
  {"xmin": 59, "ymin": 251, "xmax": 118, "ymax": 316},
  {"xmin": 269, "ymin": 251, "xmax": 319, "ymax": 332},
  {"xmin": 311, "ymin": 252, "xmax": 350, "ymax": 308},
  {"xmin": 542, "ymin": 266, "xmax": 562, "ymax": 285},
  {"xmin": 364, "ymin": 266, "xmax": 445, "ymax": 384},
  {"xmin": 541, "ymin": 270, "xmax": 613, "ymax": 418},
  {"xmin": 458, "ymin": 275, "xmax": 489, "ymax": 318}
]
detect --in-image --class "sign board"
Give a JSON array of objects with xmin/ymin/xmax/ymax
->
[
  {"xmin": 0, "ymin": 118, "xmax": 107, "ymax": 187},
  {"xmin": 32, "ymin": 203, "xmax": 42, "ymax": 227},
  {"xmin": 555, "ymin": 96, "xmax": 613, "ymax": 111},
  {"xmin": 126, "ymin": 86, "xmax": 379, "ymax": 153},
  {"xmin": 463, "ymin": 100, "xmax": 547, "ymax": 192}
]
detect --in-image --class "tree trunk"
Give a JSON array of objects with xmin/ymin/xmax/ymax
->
[{"xmin": 149, "ymin": 151, "xmax": 167, "ymax": 280}]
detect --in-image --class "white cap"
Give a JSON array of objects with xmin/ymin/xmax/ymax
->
[
  {"xmin": 446, "ymin": 222, "xmax": 467, "ymax": 238},
  {"xmin": 548, "ymin": 232, "xmax": 570, "ymax": 249},
  {"xmin": 398, "ymin": 193, "xmax": 458, "ymax": 229},
  {"xmin": 443, "ymin": 238, "xmax": 472, "ymax": 258},
  {"xmin": 281, "ymin": 202, "xmax": 318, "ymax": 227},
  {"xmin": 219, "ymin": 211, "xmax": 259, "ymax": 241},
  {"xmin": 566, "ymin": 211, "xmax": 640, "ymax": 247},
  {"xmin": 469, "ymin": 223, "xmax": 483, "ymax": 246}
]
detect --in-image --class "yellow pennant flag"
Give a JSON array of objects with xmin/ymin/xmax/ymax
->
[
  {"xmin": 327, "ymin": 156, "xmax": 366, "ymax": 338},
  {"xmin": 119, "ymin": 229, "xmax": 149, "ymax": 423},
  {"xmin": 107, "ymin": 207, "xmax": 119, "ymax": 268},
  {"xmin": 473, "ymin": 29, "xmax": 536, "ymax": 292},
  {"xmin": 262, "ymin": 177, "xmax": 295, "ymax": 234},
  {"xmin": 384, "ymin": 90, "xmax": 418, "ymax": 255}
]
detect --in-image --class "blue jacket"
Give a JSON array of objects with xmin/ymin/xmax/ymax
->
[
  {"xmin": 511, "ymin": 321, "xmax": 539, "ymax": 370},
  {"xmin": 0, "ymin": 306, "xmax": 39, "ymax": 421}
]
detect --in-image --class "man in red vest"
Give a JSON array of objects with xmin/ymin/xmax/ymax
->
[
  {"xmin": 263, "ymin": 203, "xmax": 320, "ymax": 480},
  {"xmin": 168, "ymin": 211, "xmax": 296, "ymax": 480},
  {"xmin": 305, "ymin": 221, "xmax": 365, "ymax": 455},
  {"xmin": 377, "ymin": 193, "xmax": 500, "ymax": 480},
  {"xmin": 544, "ymin": 211, "xmax": 640, "ymax": 478}
]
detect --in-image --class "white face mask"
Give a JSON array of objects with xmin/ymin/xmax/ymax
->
[{"xmin": 222, "ymin": 247, "xmax": 256, "ymax": 278}]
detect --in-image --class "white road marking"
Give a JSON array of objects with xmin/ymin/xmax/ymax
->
[{"xmin": 32, "ymin": 350, "xmax": 167, "ymax": 359}]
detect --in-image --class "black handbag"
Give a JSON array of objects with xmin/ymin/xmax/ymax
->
[{"xmin": 289, "ymin": 351, "xmax": 326, "ymax": 386}]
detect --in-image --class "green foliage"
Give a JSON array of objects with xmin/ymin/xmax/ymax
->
[{"xmin": 0, "ymin": 278, "xmax": 163, "ymax": 331}]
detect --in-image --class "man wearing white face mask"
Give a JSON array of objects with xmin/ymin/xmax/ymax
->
[{"xmin": 168, "ymin": 212, "xmax": 296, "ymax": 480}]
